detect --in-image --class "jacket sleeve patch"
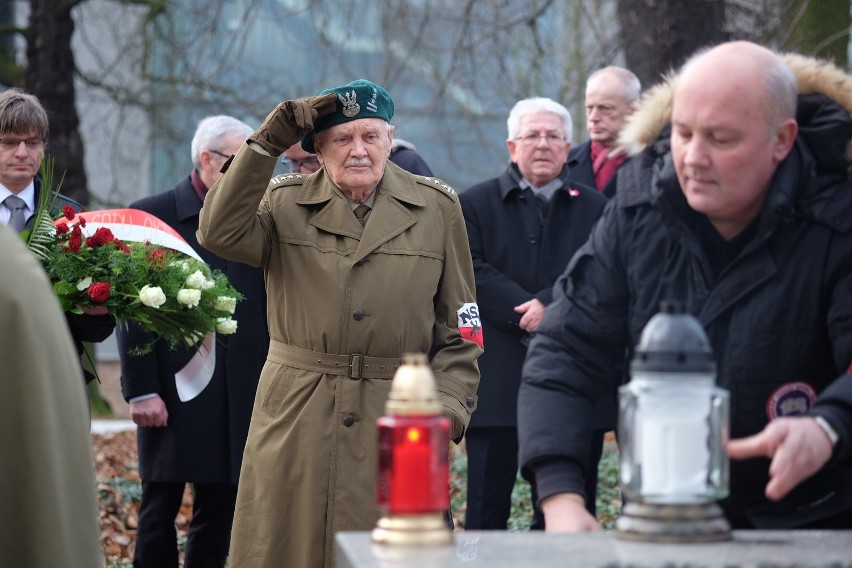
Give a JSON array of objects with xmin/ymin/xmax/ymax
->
[{"xmin": 457, "ymin": 302, "xmax": 483, "ymax": 348}]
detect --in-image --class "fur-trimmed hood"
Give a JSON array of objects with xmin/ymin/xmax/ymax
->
[{"xmin": 619, "ymin": 53, "xmax": 852, "ymax": 173}]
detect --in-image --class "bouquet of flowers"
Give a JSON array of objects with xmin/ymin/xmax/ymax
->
[{"xmin": 25, "ymin": 159, "xmax": 243, "ymax": 354}]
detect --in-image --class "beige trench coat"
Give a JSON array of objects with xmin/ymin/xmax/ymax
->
[
  {"xmin": 0, "ymin": 226, "xmax": 102, "ymax": 567},
  {"xmin": 197, "ymin": 145, "xmax": 482, "ymax": 568}
]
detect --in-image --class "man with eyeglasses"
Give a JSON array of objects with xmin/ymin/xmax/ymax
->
[
  {"xmin": 283, "ymin": 141, "xmax": 321, "ymax": 174},
  {"xmin": 117, "ymin": 114, "xmax": 270, "ymax": 568},
  {"xmin": 0, "ymin": 88, "xmax": 115, "ymax": 385},
  {"xmin": 567, "ymin": 66, "xmax": 641, "ymax": 198},
  {"xmin": 458, "ymin": 97, "xmax": 607, "ymax": 531}
]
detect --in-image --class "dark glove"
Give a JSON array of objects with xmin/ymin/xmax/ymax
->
[{"xmin": 249, "ymin": 93, "xmax": 338, "ymax": 156}]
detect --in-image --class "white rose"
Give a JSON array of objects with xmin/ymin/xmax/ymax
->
[
  {"xmin": 185, "ymin": 270, "xmax": 208, "ymax": 289},
  {"xmin": 177, "ymin": 288, "xmax": 202, "ymax": 308},
  {"xmin": 139, "ymin": 285, "xmax": 167, "ymax": 309},
  {"xmin": 213, "ymin": 296, "xmax": 237, "ymax": 314},
  {"xmin": 169, "ymin": 260, "xmax": 191, "ymax": 273},
  {"xmin": 216, "ymin": 317, "xmax": 238, "ymax": 335},
  {"xmin": 76, "ymin": 276, "xmax": 92, "ymax": 291}
]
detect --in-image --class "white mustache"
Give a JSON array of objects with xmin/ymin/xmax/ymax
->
[{"xmin": 345, "ymin": 158, "xmax": 372, "ymax": 167}]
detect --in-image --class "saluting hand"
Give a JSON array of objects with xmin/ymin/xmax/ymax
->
[{"xmin": 249, "ymin": 93, "xmax": 338, "ymax": 156}]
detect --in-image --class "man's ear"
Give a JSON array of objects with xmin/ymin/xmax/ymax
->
[
  {"xmin": 506, "ymin": 139, "xmax": 519, "ymax": 163},
  {"xmin": 772, "ymin": 118, "xmax": 798, "ymax": 163}
]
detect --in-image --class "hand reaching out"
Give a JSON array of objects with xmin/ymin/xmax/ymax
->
[{"xmin": 727, "ymin": 416, "xmax": 834, "ymax": 501}]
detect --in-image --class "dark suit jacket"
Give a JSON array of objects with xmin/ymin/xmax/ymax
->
[
  {"xmin": 566, "ymin": 140, "xmax": 623, "ymax": 198},
  {"xmin": 389, "ymin": 146, "xmax": 433, "ymax": 177},
  {"xmin": 459, "ymin": 164, "xmax": 607, "ymax": 428},
  {"xmin": 117, "ymin": 175, "xmax": 269, "ymax": 484}
]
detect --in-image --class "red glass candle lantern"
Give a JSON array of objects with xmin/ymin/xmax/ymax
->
[{"xmin": 372, "ymin": 353, "xmax": 453, "ymax": 546}]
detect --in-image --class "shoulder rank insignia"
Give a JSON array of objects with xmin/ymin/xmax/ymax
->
[
  {"xmin": 271, "ymin": 173, "xmax": 305, "ymax": 186},
  {"xmin": 427, "ymin": 177, "xmax": 456, "ymax": 195}
]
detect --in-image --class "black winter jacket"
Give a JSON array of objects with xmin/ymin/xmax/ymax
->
[{"xmin": 518, "ymin": 93, "xmax": 852, "ymax": 529}]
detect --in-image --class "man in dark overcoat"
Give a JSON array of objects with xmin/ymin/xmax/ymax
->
[
  {"xmin": 459, "ymin": 97, "xmax": 607, "ymax": 529},
  {"xmin": 566, "ymin": 66, "xmax": 640, "ymax": 198},
  {"xmin": 117, "ymin": 115, "xmax": 269, "ymax": 567}
]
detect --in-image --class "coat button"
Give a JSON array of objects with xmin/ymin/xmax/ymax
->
[
  {"xmin": 529, "ymin": 235, "xmax": 538, "ymax": 244},
  {"xmin": 353, "ymin": 310, "xmax": 365, "ymax": 321},
  {"xmin": 466, "ymin": 396, "xmax": 475, "ymax": 408},
  {"xmin": 343, "ymin": 416, "xmax": 355, "ymax": 427}
]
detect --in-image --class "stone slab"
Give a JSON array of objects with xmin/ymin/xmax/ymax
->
[{"xmin": 336, "ymin": 530, "xmax": 852, "ymax": 568}]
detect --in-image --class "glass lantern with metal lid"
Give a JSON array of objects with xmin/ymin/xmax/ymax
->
[{"xmin": 615, "ymin": 300, "xmax": 732, "ymax": 542}]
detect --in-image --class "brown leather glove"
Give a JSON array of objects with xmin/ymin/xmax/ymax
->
[{"xmin": 249, "ymin": 93, "xmax": 337, "ymax": 156}]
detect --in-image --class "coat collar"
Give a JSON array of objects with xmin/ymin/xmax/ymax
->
[
  {"xmin": 496, "ymin": 162, "xmax": 572, "ymax": 201},
  {"xmin": 173, "ymin": 175, "xmax": 204, "ymax": 222}
]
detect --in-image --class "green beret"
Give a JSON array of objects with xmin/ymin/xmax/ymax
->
[{"xmin": 301, "ymin": 79, "xmax": 394, "ymax": 153}]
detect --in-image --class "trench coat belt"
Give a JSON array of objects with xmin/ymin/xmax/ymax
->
[{"xmin": 268, "ymin": 340, "xmax": 401, "ymax": 379}]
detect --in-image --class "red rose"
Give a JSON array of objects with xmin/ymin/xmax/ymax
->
[
  {"xmin": 68, "ymin": 231, "xmax": 82, "ymax": 252},
  {"xmin": 55, "ymin": 222, "xmax": 69, "ymax": 235},
  {"xmin": 88, "ymin": 282, "xmax": 111, "ymax": 303},
  {"xmin": 78, "ymin": 217, "xmax": 87, "ymax": 228},
  {"xmin": 63, "ymin": 205, "xmax": 76, "ymax": 220},
  {"xmin": 86, "ymin": 227, "xmax": 115, "ymax": 248},
  {"xmin": 148, "ymin": 248, "xmax": 167, "ymax": 268},
  {"xmin": 96, "ymin": 227, "xmax": 114, "ymax": 244}
]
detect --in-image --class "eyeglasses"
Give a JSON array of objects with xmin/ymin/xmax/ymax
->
[
  {"xmin": 282, "ymin": 156, "xmax": 321, "ymax": 173},
  {"xmin": 0, "ymin": 137, "xmax": 44, "ymax": 151},
  {"xmin": 208, "ymin": 149, "xmax": 231, "ymax": 159},
  {"xmin": 513, "ymin": 132, "xmax": 566, "ymax": 146}
]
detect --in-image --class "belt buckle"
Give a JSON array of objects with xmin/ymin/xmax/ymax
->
[{"xmin": 348, "ymin": 353, "xmax": 364, "ymax": 379}]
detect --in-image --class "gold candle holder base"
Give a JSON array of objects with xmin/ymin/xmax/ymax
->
[{"xmin": 371, "ymin": 512, "xmax": 453, "ymax": 547}]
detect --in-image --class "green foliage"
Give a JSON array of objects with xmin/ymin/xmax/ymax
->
[
  {"xmin": 596, "ymin": 441, "xmax": 622, "ymax": 530},
  {"xmin": 449, "ymin": 442, "xmax": 468, "ymax": 523},
  {"xmin": 507, "ymin": 474, "xmax": 533, "ymax": 531},
  {"xmin": 23, "ymin": 157, "xmax": 64, "ymax": 261},
  {"xmin": 100, "ymin": 478, "xmax": 143, "ymax": 504}
]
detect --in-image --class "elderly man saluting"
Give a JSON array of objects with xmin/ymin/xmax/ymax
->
[{"xmin": 197, "ymin": 80, "xmax": 482, "ymax": 568}]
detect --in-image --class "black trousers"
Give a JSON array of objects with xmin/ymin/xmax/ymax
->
[
  {"xmin": 133, "ymin": 480, "xmax": 238, "ymax": 568},
  {"xmin": 464, "ymin": 426, "xmax": 545, "ymax": 530}
]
